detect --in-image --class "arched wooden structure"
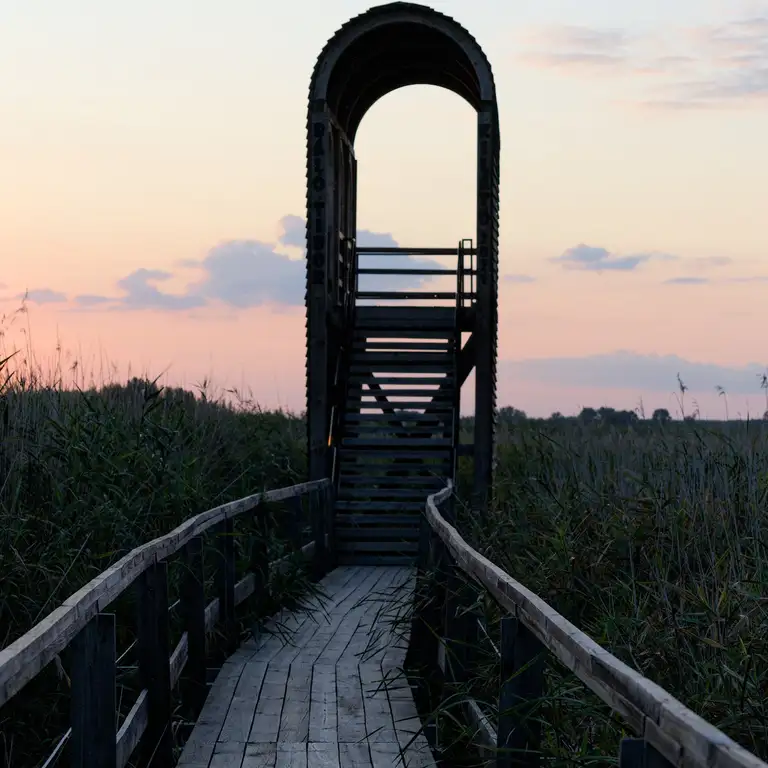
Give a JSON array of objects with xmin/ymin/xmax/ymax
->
[{"xmin": 305, "ymin": 2, "xmax": 500, "ymax": 563}]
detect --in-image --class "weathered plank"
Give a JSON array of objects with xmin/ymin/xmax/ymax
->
[{"xmin": 177, "ymin": 567, "xmax": 436, "ymax": 768}]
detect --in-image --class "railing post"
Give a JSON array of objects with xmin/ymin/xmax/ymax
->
[
  {"xmin": 286, "ymin": 495, "xmax": 303, "ymax": 551},
  {"xmin": 444, "ymin": 567, "xmax": 480, "ymax": 689},
  {"xmin": 250, "ymin": 511, "xmax": 271, "ymax": 618},
  {"xmin": 324, "ymin": 481, "xmax": 336, "ymax": 567},
  {"xmin": 215, "ymin": 517, "xmax": 238, "ymax": 654},
  {"xmin": 136, "ymin": 561, "xmax": 173, "ymax": 767},
  {"xmin": 181, "ymin": 536, "xmax": 207, "ymax": 715},
  {"xmin": 70, "ymin": 613, "xmax": 117, "ymax": 768},
  {"xmin": 619, "ymin": 739, "xmax": 675, "ymax": 768},
  {"xmin": 310, "ymin": 486, "xmax": 326, "ymax": 578},
  {"xmin": 497, "ymin": 616, "xmax": 545, "ymax": 768}
]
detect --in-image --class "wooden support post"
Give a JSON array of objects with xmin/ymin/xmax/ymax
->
[
  {"xmin": 310, "ymin": 486, "xmax": 326, "ymax": 578},
  {"xmin": 215, "ymin": 518, "xmax": 238, "ymax": 654},
  {"xmin": 250, "ymin": 512, "xmax": 271, "ymax": 618},
  {"xmin": 445, "ymin": 567, "xmax": 480, "ymax": 689},
  {"xmin": 619, "ymin": 739, "xmax": 674, "ymax": 768},
  {"xmin": 286, "ymin": 495, "xmax": 303, "ymax": 551},
  {"xmin": 70, "ymin": 613, "xmax": 117, "ymax": 768},
  {"xmin": 181, "ymin": 536, "xmax": 207, "ymax": 715},
  {"xmin": 324, "ymin": 481, "xmax": 336, "ymax": 567},
  {"xmin": 136, "ymin": 561, "xmax": 173, "ymax": 767},
  {"xmin": 497, "ymin": 616, "xmax": 545, "ymax": 768}
]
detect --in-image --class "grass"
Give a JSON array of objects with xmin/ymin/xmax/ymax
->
[
  {"xmin": 444, "ymin": 417, "xmax": 768, "ymax": 766},
  {"xmin": 0, "ymin": 306, "xmax": 313, "ymax": 767},
  {"xmin": 2, "ymin": 305, "xmax": 768, "ymax": 766}
]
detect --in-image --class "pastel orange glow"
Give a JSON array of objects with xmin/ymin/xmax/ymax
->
[{"xmin": 2, "ymin": 0, "xmax": 767, "ymax": 418}]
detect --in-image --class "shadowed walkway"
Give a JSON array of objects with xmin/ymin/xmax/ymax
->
[{"xmin": 177, "ymin": 566, "xmax": 435, "ymax": 768}]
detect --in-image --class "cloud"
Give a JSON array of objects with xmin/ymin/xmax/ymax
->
[
  {"xmin": 502, "ymin": 350, "xmax": 767, "ymax": 394},
  {"xmin": 551, "ymin": 244, "xmax": 664, "ymax": 272},
  {"xmin": 17, "ymin": 288, "xmax": 68, "ymax": 304},
  {"xmin": 518, "ymin": 11, "xmax": 768, "ymax": 109},
  {"xmin": 277, "ymin": 214, "xmax": 304, "ymax": 248},
  {"xmin": 71, "ymin": 216, "xmax": 439, "ymax": 311},
  {"xmin": 504, "ymin": 274, "xmax": 537, "ymax": 283},
  {"xmin": 663, "ymin": 276, "xmax": 709, "ymax": 285}
]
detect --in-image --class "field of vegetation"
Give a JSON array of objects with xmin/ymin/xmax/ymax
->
[{"xmin": 2, "ymin": 310, "xmax": 768, "ymax": 765}]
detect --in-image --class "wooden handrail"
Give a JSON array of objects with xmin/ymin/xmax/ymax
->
[
  {"xmin": 421, "ymin": 482, "xmax": 768, "ymax": 768},
  {"xmin": 0, "ymin": 478, "xmax": 333, "ymax": 768}
]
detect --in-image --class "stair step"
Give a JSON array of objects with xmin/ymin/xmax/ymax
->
[
  {"xmin": 351, "ymin": 401, "xmax": 454, "ymax": 411},
  {"xmin": 338, "ymin": 449, "xmax": 452, "ymax": 460},
  {"xmin": 335, "ymin": 528, "xmax": 420, "ymax": 540},
  {"xmin": 348, "ymin": 376, "xmax": 453, "ymax": 386},
  {"xmin": 338, "ymin": 475, "xmax": 446, "ymax": 486},
  {"xmin": 354, "ymin": 330, "xmax": 454, "ymax": 340},
  {"xmin": 350, "ymin": 364, "xmax": 453, "ymax": 374},
  {"xmin": 353, "ymin": 341, "xmax": 452, "ymax": 351},
  {"xmin": 335, "ymin": 514, "xmax": 422, "ymax": 525},
  {"xmin": 356, "ymin": 291, "xmax": 456, "ymax": 301},
  {"xmin": 337, "ymin": 554, "xmax": 415, "ymax": 566},
  {"xmin": 338, "ymin": 488, "xmax": 435, "ymax": 499},
  {"xmin": 341, "ymin": 438, "xmax": 452, "ymax": 448},
  {"xmin": 352, "ymin": 388, "xmax": 453, "ymax": 399},
  {"xmin": 336, "ymin": 541, "xmax": 419, "ymax": 553},
  {"xmin": 335, "ymin": 501, "xmax": 425, "ymax": 511},
  {"xmin": 342, "ymin": 427, "xmax": 451, "ymax": 439},
  {"xmin": 351, "ymin": 352, "xmax": 451, "ymax": 364},
  {"xmin": 344, "ymin": 412, "xmax": 452, "ymax": 422}
]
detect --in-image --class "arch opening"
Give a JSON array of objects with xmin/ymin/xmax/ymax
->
[{"xmin": 305, "ymin": 2, "xmax": 500, "ymax": 518}]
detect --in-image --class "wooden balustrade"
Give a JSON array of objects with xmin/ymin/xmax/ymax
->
[
  {"xmin": 0, "ymin": 479, "xmax": 333, "ymax": 768},
  {"xmin": 416, "ymin": 482, "xmax": 768, "ymax": 768}
]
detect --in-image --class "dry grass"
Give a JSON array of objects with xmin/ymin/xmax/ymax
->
[{"xmin": 449, "ymin": 418, "xmax": 768, "ymax": 766}]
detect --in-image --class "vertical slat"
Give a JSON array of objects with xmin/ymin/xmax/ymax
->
[
  {"xmin": 250, "ymin": 511, "xmax": 271, "ymax": 617},
  {"xmin": 137, "ymin": 561, "xmax": 173, "ymax": 767},
  {"xmin": 497, "ymin": 616, "xmax": 545, "ymax": 768},
  {"xmin": 70, "ymin": 613, "xmax": 117, "ymax": 768},
  {"xmin": 215, "ymin": 518, "xmax": 238, "ymax": 654},
  {"xmin": 324, "ymin": 481, "xmax": 336, "ymax": 567},
  {"xmin": 181, "ymin": 536, "xmax": 207, "ymax": 715},
  {"xmin": 445, "ymin": 568, "xmax": 480, "ymax": 688},
  {"xmin": 286, "ymin": 495, "xmax": 303, "ymax": 551},
  {"xmin": 619, "ymin": 739, "xmax": 674, "ymax": 768},
  {"xmin": 310, "ymin": 487, "xmax": 326, "ymax": 578}
]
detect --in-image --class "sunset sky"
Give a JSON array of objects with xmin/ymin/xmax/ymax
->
[{"xmin": 2, "ymin": 0, "xmax": 767, "ymax": 418}]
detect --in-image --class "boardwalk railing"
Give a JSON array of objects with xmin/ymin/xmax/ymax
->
[
  {"xmin": 417, "ymin": 482, "xmax": 768, "ymax": 768},
  {"xmin": 0, "ymin": 478, "xmax": 333, "ymax": 768}
]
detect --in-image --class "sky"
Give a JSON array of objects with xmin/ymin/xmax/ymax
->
[{"xmin": 1, "ymin": 0, "xmax": 767, "ymax": 419}]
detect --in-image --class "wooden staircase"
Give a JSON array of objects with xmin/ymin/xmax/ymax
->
[{"xmin": 332, "ymin": 234, "xmax": 474, "ymax": 565}]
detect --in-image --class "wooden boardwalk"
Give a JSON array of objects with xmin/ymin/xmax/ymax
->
[{"xmin": 178, "ymin": 566, "xmax": 435, "ymax": 768}]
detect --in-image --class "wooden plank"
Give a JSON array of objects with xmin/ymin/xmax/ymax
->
[
  {"xmin": 308, "ymin": 743, "xmax": 340, "ymax": 768},
  {"xmin": 70, "ymin": 612, "xmax": 117, "ymax": 768},
  {"xmin": 216, "ymin": 518, "xmax": 239, "ymax": 654},
  {"xmin": 218, "ymin": 661, "xmax": 269, "ymax": 744},
  {"xmin": 182, "ymin": 535, "xmax": 207, "ymax": 714},
  {"xmin": 279, "ymin": 663, "xmax": 313, "ymax": 742},
  {"xmin": 242, "ymin": 743, "xmax": 277, "ymax": 768},
  {"xmin": 115, "ymin": 690, "xmax": 148, "ymax": 768},
  {"xmin": 309, "ymin": 666, "xmax": 338, "ymax": 742},
  {"xmin": 136, "ymin": 561, "xmax": 173, "ymax": 767},
  {"xmin": 249, "ymin": 665, "xmax": 290, "ymax": 742},
  {"xmin": 338, "ymin": 743, "xmax": 372, "ymax": 768},
  {"xmin": 0, "ymin": 478, "xmax": 329, "ymax": 708}
]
